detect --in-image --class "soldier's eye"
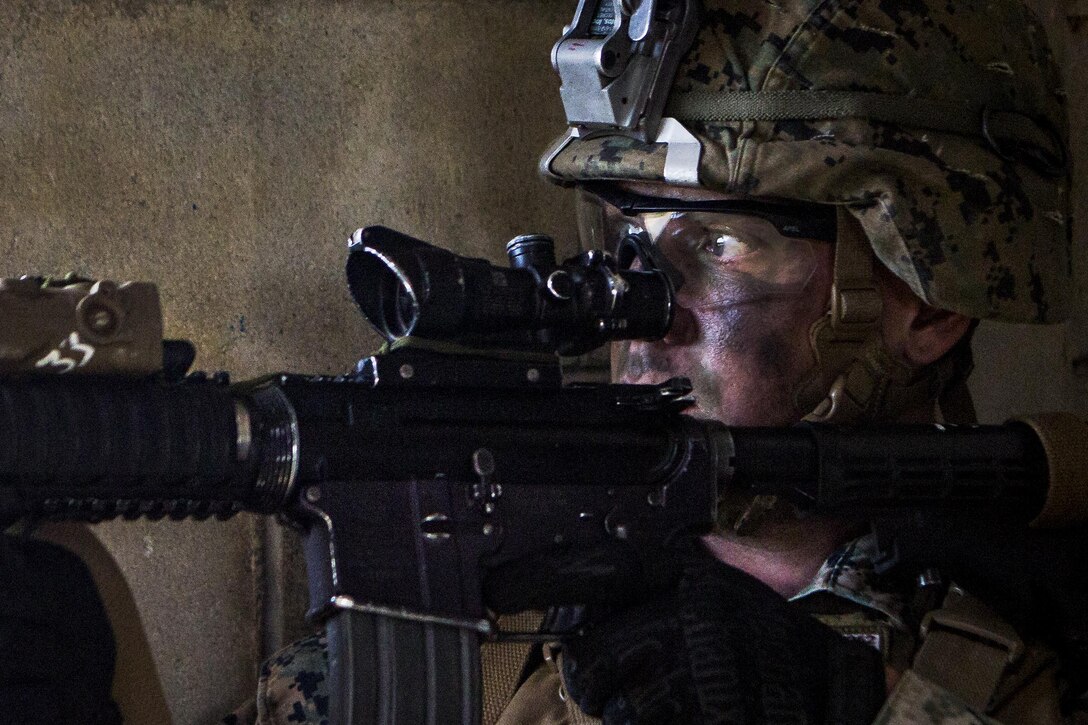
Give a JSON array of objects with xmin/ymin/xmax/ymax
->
[{"xmin": 702, "ymin": 232, "xmax": 754, "ymax": 261}]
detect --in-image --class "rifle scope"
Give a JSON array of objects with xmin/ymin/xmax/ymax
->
[{"xmin": 345, "ymin": 226, "xmax": 674, "ymax": 355}]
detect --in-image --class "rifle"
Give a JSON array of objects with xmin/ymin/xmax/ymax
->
[{"xmin": 0, "ymin": 226, "xmax": 1085, "ymax": 724}]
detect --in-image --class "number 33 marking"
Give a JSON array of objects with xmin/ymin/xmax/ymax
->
[{"xmin": 35, "ymin": 332, "xmax": 96, "ymax": 374}]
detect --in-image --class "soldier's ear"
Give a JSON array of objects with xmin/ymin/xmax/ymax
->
[
  {"xmin": 878, "ymin": 265, "xmax": 973, "ymax": 367},
  {"xmin": 900, "ymin": 304, "xmax": 973, "ymax": 366}
]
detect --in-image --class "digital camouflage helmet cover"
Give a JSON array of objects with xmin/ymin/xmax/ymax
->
[{"xmin": 543, "ymin": 0, "xmax": 1072, "ymax": 325}]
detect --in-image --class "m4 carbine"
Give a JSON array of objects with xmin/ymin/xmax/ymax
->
[{"xmin": 0, "ymin": 226, "xmax": 1084, "ymax": 725}]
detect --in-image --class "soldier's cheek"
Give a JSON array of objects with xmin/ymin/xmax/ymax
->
[
  {"xmin": 690, "ymin": 301, "xmax": 816, "ymax": 425},
  {"xmin": 610, "ymin": 339, "xmax": 679, "ymax": 382}
]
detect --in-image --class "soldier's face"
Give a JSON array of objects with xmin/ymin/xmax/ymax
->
[{"xmin": 591, "ymin": 182, "xmax": 835, "ymax": 426}]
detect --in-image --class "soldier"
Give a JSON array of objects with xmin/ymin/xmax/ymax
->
[{"xmin": 234, "ymin": 0, "xmax": 1081, "ymax": 722}]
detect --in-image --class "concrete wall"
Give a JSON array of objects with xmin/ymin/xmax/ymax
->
[
  {"xmin": 0, "ymin": 2, "xmax": 1085, "ymax": 723},
  {"xmin": 1, "ymin": 2, "xmax": 576, "ymax": 722}
]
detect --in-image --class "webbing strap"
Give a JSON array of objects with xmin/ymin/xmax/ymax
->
[
  {"xmin": 913, "ymin": 588, "xmax": 1024, "ymax": 712},
  {"xmin": 494, "ymin": 643, "xmax": 600, "ymax": 725},
  {"xmin": 483, "ymin": 612, "xmax": 546, "ymax": 725},
  {"xmin": 876, "ymin": 670, "xmax": 1000, "ymax": 724},
  {"xmin": 665, "ymin": 90, "xmax": 1057, "ymax": 151},
  {"xmin": 795, "ymin": 208, "xmax": 882, "ymax": 423},
  {"xmin": 798, "ymin": 210, "xmax": 975, "ymax": 425},
  {"xmin": 667, "ymin": 90, "xmax": 983, "ymax": 133}
]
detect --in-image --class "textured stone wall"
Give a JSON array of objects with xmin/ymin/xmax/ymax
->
[
  {"xmin": 1, "ymin": 1, "xmax": 1085, "ymax": 723},
  {"xmin": 0, "ymin": 2, "xmax": 576, "ymax": 722}
]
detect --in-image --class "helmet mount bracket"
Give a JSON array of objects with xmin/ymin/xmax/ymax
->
[{"xmin": 551, "ymin": 0, "xmax": 700, "ymax": 141}]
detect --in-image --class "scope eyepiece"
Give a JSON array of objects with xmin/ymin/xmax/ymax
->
[{"xmin": 347, "ymin": 237, "xmax": 421, "ymax": 340}]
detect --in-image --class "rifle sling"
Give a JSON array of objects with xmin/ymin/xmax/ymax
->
[
  {"xmin": 912, "ymin": 588, "xmax": 1023, "ymax": 712},
  {"xmin": 482, "ymin": 612, "xmax": 546, "ymax": 725}
]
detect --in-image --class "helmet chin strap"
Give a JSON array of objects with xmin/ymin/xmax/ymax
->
[
  {"xmin": 728, "ymin": 208, "xmax": 976, "ymax": 536},
  {"xmin": 795, "ymin": 207, "xmax": 975, "ymax": 425}
]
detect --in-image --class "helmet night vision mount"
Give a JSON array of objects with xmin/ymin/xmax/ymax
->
[{"xmin": 545, "ymin": 0, "xmax": 704, "ymax": 185}]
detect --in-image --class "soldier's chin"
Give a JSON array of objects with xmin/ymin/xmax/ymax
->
[{"xmin": 713, "ymin": 491, "xmax": 809, "ymax": 539}]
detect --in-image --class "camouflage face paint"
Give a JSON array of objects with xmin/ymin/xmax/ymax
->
[
  {"xmin": 578, "ymin": 187, "xmax": 823, "ymax": 304},
  {"xmin": 595, "ymin": 190, "xmax": 835, "ymax": 426}
]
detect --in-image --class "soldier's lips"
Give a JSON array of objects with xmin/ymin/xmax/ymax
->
[{"xmin": 616, "ymin": 373, "xmax": 671, "ymax": 387}]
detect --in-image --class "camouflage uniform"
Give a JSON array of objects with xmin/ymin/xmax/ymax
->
[{"xmin": 226, "ymin": 634, "xmax": 329, "ymax": 725}]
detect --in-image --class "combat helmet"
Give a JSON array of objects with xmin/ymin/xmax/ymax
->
[{"xmin": 543, "ymin": 0, "xmax": 1072, "ymax": 423}]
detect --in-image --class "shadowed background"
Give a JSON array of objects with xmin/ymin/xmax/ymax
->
[{"xmin": 0, "ymin": 1, "xmax": 1084, "ymax": 722}]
